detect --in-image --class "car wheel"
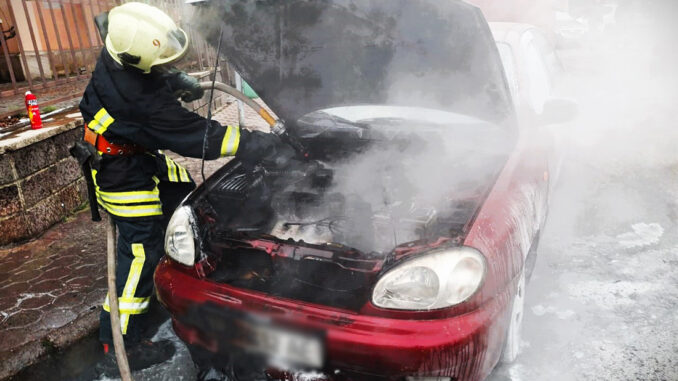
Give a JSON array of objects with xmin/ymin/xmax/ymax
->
[
  {"xmin": 525, "ymin": 232, "xmax": 540, "ymax": 283},
  {"xmin": 501, "ymin": 268, "xmax": 526, "ymax": 364}
]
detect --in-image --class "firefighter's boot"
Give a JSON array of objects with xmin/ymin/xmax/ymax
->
[{"xmin": 96, "ymin": 339, "xmax": 176, "ymax": 376}]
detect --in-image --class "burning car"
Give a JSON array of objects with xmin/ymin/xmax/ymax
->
[{"xmin": 155, "ymin": 1, "xmax": 560, "ymax": 380}]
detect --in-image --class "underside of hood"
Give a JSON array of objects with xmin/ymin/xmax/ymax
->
[{"xmin": 194, "ymin": 0, "xmax": 515, "ymax": 126}]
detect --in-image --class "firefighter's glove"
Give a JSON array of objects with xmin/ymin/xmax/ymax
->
[
  {"xmin": 167, "ymin": 71, "xmax": 204, "ymax": 102},
  {"xmin": 69, "ymin": 141, "xmax": 101, "ymax": 170},
  {"xmin": 236, "ymin": 129, "xmax": 286, "ymax": 167}
]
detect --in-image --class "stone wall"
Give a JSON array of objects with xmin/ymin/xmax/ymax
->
[{"xmin": 0, "ymin": 121, "xmax": 87, "ymax": 246}]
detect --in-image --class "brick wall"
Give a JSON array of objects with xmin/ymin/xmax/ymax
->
[{"xmin": 0, "ymin": 122, "xmax": 87, "ymax": 246}]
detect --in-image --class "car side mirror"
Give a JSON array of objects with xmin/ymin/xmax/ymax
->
[{"xmin": 538, "ymin": 98, "xmax": 578, "ymax": 126}]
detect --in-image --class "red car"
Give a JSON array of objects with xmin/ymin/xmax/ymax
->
[{"xmin": 155, "ymin": 1, "xmax": 558, "ymax": 380}]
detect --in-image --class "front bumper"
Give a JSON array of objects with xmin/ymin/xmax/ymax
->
[{"xmin": 155, "ymin": 258, "xmax": 507, "ymax": 380}]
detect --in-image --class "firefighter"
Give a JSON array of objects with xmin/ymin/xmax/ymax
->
[{"xmin": 76, "ymin": 2, "xmax": 279, "ymax": 372}]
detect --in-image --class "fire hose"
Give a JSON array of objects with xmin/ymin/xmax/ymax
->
[
  {"xmin": 107, "ymin": 217, "xmax": 133, "ymax": 381},
  {"xmin": 198, "ymin": 81, "xmax": 309, "ymax": 158}
]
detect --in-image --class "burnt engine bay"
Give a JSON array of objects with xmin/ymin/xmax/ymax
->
[{"xmin": 190, "ymin": 120, "xmax": 507, "ymax": 309}]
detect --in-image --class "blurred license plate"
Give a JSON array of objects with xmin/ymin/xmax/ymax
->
[
  {"xmin": 187, "ymin": 304, "xmax": 325, "ymax": 368},
  {"xmin": 237, "ymin": 320, "xmax": 325, "ymax": 368},
  {"xmin": 210, "ymin": 314, "xmax": 325, "ymax": 368}
]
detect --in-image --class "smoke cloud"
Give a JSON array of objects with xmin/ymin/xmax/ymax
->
[{"xmin": 486, "ymin": 1, "xmax": 678, "ymax": 380}]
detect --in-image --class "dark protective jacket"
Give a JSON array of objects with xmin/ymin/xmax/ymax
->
[{"xmin": 79, "ymin": 49, "xmax": 240, "ymax": 219}]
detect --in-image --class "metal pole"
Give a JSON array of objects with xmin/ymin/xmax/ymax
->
[
  {"xmin": 56, "ymin": 0, "xmax": 79, "ymax": 73},
  {"xmin": 82, "ymin": 0, "xmax": 99, "ymax": 63},
  {"xmin": 87, "ymin": 0, "xmax": 101, "ymax": 45},
  {"xmin": 34, "ymin": 0, "xmax": 59, "ymax": 80},
  {"xmin": 234, "ymin": 71, "xmax": 245, "ymax": 126},
  {"xmin": 106, "ymin": 216, "xmax": 133, "ymax": 381},
  {"xmin": 4, "ymin": 0, "xmax": 34, "ymax": 88},
  {"xmin": 66, "ymin": 0, "xmax": 89, "ymax": 71},
  {"xmin": 19, "ymin": 0, "xmax": 47, "ymax": 83},
  {"xmin": 46, "ymin": 0, "xmax": 70, "ymax": 77},
  {"xmin": 0, "ymin": 17, "xmax": 18, "ymax": 91},
  {"xmin": 189, "ymin": 27, "xmax": 203, "ymax": 71},
  {"xmin": 80, "ymin": 0, "xmax": 97, "ymax": 71}
]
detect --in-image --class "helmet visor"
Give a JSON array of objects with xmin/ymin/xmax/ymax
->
[{"xmin": 160, "ymin": 28, "xmax": 189, "ymax": 60}]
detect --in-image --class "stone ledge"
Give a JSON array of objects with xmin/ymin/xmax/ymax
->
[
  {"xmin": 8, "ymin": 125, "xmax": 82, "ymax": 180},
  {"xmin": 0, "ymin": 118, "xmax": 83, "ymax": 155}
]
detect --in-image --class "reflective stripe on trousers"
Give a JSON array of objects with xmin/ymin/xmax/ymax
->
[
  {"xmin": 103, "ymin": 243, "xmax": 150, "ymax": 334},
  {"xmin": 91, "ymin": 169, "xmax": 163, "ymax": 218}
]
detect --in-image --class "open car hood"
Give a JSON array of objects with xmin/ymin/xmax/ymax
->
[{"xmin": 195, "ymin": 0, "xmax": 515, "ymax": 126}]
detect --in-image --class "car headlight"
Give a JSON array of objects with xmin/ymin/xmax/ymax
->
[
  {"xmin": 164, "ymin": 206, "xmax": 197, "ymax": 266},
  {"xmin": 372, "ymin": 247, "xmax": 486, "ymax": 310}
]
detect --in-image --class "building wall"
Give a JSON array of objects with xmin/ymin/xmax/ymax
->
[{"xmin": 1, "ymin": 0, "xmax": 107, "ymax": 82}]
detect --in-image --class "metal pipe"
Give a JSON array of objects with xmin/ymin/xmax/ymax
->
[
  {"xmin": 66, "ymin": 0, "xmax": 89, "ymax": 71},
  {"xmin": 46, "ymin": 0, "xmax": 69, "ymax": 77},
  {"xmin": 34, "ymin": 0, "xmax": 59, "ymax": 81},
  {"xmin": 80, "ymin": 0, "xmax": 99, "ymax": 69},
  {"xmin": 57, "ymin": 0, "xmax": 79, "ymax": 72},
  {"xmin": 19, "ymin": 0, "xmax": 46, "ymax": 83},
  {"xmin": 106, "ymin": 216, "xmax": 133, "ymax": 381},
  {"xmin": 87, "ymin": 0, "xmax": 102, "ymax": 45},
  {"xmin": 234, "ymin": 71, "xmax": 245, "ymax": 126},
  {"xmin": 4, "ymin": 0, "xmax": 33, "ymax": 88},
  {"xmin": 0, "ymin": 12, "xmax": 17, "ymax": 90}
]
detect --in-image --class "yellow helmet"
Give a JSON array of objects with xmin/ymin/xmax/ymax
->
[{"xmin": 105, "ymin": 2, "xmax": 189, "ymax": 73}]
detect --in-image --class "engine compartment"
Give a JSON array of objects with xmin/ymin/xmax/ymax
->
[
  {"xmin": 189, "ymin": 110, "xmax": 513, "ymax": 309},
  {"xmin": 193, "ymin": 110, "xmax": 512, "ymax": 256}
]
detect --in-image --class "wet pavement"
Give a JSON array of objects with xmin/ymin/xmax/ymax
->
[{"xmin": 0, "ymin": 209, "xmax": 107, "ymax": 380}]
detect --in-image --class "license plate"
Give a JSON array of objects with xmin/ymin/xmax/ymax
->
[
  {"xmin": 234, "ymin": 319, "xmax": 325, "ymax": 368},
  {"xmin": 184, "ymin": 304, "xmax": 326, "ymax": 368}
]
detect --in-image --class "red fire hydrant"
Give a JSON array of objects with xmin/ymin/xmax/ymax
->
[{"xmin": 24, "ymin": 91, "xmax": 43, "ymax": 130}]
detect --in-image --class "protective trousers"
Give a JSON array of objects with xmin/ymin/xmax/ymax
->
[{"xmin": 99, "ymin": 179, "xmax": 195, "ymax": 345}]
